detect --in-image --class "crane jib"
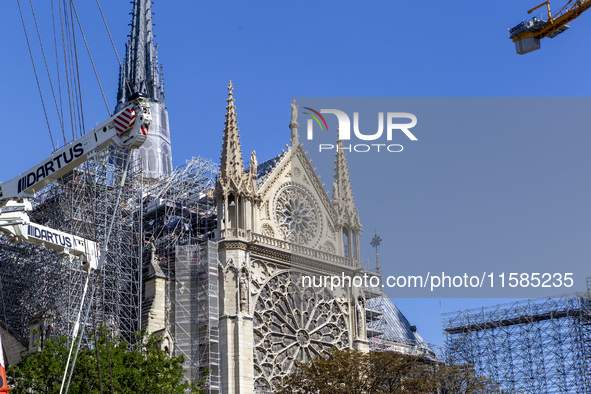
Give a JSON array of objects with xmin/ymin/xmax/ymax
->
[
  {"xmin": 17, "ymin": 143, "xmax": 84, "ymax": 194},
  {"xmin": 27, "ymin": 224, "xmax": 74, "ymax": 248}
]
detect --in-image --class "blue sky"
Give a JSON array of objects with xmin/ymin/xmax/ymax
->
[{"xmin": 1, "ymin": 0, "xmax": 591, "ymax": 347}]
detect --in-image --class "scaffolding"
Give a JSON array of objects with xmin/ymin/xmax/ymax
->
[
  {"xmin": 141, "ymin": 156, "xmax": 219, "ymax": 390},
  {"xmin": 366, "ymin": 296, "xmax": 439, "ymax": 359},
  {"xmin": 361, "ymin": 257, "xmax": 438, "ymax": 359},
  {"xmin": 175, "ymin": 243, "xmax": 220, "ymax": 393},
  {"xmin": 443, "ymin": 294, "xmax": 591, "ymax": 393},
  {"xmin": 0, "ymin": 148, "xmax": 143, "ymax": 343}
]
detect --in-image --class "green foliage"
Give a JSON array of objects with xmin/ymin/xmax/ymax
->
[
  {"xmin": 7, "ymin": 328, "xmax": 204, "ymax": 394},
  {"xmin": 278, "ymin": 348, "xmax": 499, "ymax": 394}
]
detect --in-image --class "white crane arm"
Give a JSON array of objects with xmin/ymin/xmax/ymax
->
[
  {"xmin": 0, "ymin": 93, "xmax": 151, "ymax": 272},
  {"xmin": 0, "ymin": 94, "xmax": 151, "ymax": 201},
  {"xmin": 0, "ymin": 200, "xmax": 99, "ymax": 271}
]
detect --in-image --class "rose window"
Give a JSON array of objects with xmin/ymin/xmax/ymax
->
[
  {"xmin": 273, "ymin": 184, "xmax": 321, "ymax": 246},
  {"xmin": 253, "ymin": 272, "xmax": 349, "ymax": 392}
]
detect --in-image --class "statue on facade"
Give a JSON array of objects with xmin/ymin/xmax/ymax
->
[
  {"xmin": 356, "ymin": 296, "xmax": 365, "ymax": 338},
  {"xmin": 150, "ymin": 237, "xmax": 160, "ymax": 265},
  {"xmin": 290, "ymin": 100, "xmax": 298, "ymax": 124},
  {"xmin": 239, "ymin": 271, "xmax": 249, "ymax": 313},
  {"xmin": 250, "ymin": 151, "xmax": 258, "ymax": 177},
  {"xmin": 333, "ymin": 179, "xmax": 339, "ymax": 201}
]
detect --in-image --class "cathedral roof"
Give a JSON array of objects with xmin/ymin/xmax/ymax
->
[
  {"xmin": 245, "ymin": 152, "xmax": 285, "ymax": 187},
  {"xmin": 367, "ymin": 297, "xmax": 430, "ymax": 349}
]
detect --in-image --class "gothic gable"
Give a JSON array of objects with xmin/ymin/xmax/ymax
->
[{"xmin": 255, "ymin": 144, "xmax": 340, "ymax": 254}]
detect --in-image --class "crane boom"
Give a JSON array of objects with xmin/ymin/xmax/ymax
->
[
  {"xmin": 509, "ymin": 0, "xmax": 591, "ymax": 54},
  {"xmin": 0, "ymin": 93, "xmax": 151, "ymax": 201},
  {"xmin": 0, "ymin": 93, "xmax": 151, "ymax": 272},
  {"xmin": 0, "ymin": 200, "xmax": 99, "ymax": 271}
]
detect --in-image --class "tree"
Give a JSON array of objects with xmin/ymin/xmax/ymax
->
[
  {"xmin": 278, "ymin": 348, "xmax": 499, "ymax": 394},
  {"xmin": 436, "ymin": 363, "xmax": 499, "ymax": 394},
  {"xmin": 7, "ymin": 329, "xmax": 204, "ymax": 394},
  {"xmin": 368, "ymin": 350, "xmax": 439, "ymax": 393},
  {"xmin": 277, "ymin": 349, "xmax": 371, "ymax": 394}
]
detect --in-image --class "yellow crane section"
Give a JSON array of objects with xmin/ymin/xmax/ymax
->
[{"xmin": 509, "ymin": 0, "xmax": 591, "ymax": 54}]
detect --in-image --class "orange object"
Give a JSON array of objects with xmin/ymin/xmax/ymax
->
[
  {"xmin": 0, "ymin": 335, "xmax": 10, "ymax": 392},
  {"xmin": 0, "ymin": 366, "xmax": 9, "ymax": 392}
]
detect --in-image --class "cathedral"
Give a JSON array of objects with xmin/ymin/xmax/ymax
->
[{"xmin": 213, "ymin": 82, "xmax": 368, "ymax": 392}]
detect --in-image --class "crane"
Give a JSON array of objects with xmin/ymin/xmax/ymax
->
[
  {"xmin": 0, "ymin": 93, "xmax": 151, "ymax": 391},
  {"xmin": 0, "ymin": 93, "xmax": 151, "ymax": 272},
  {"xmin": 509, "ymin": 0, "xmax": 591, "ymax": 54}
]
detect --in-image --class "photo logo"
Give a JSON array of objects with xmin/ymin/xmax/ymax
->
[
  {"xmin": 303, "ymin": 107, "xmax": 329, "ymax": 132},
  {"xmin": 304, "ymin": 108, "xmax": 418, "ymax": 153}
]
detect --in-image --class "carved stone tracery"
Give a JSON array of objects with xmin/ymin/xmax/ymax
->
[
  {"xmin": 273, "ymin": 183, "xmax": 321, "ymax": 247},
  {"xmin": 253, "ymin": 271, "xmax": 348, "ymax": 391}
]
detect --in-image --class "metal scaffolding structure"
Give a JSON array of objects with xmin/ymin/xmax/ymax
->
[
  {"xmin": 366, "ymin": 295, "xmax": 438, "ymax": 359},
  {"xmin": 175, "ymin": 243, "xmax": 220, "ymax": 393},
  {"xmin": 141, "ymin": 157, "xmax": 219, "ymax": 390},
  {"xmin": 0, "ymin": 148, "xmax": 143, "ymax": 343},
  {"xmin": 360, "ymin": 262, "xmax": 438, "ymax": 359},
  {"xmin": 443, "ymin": 293, "xmax": 591, "ymax": 393}
]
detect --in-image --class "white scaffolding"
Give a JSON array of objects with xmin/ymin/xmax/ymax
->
[
  {"xmin": 175, "ymin": 242, "xmax": 220, "ymax": 392},
  {"xmin": 0, "ymin": 148, "xmax": 143, "ymax": 343}
]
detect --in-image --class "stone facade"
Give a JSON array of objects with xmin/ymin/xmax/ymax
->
[
  {"xmin": 214, "ymin": 83, "xmax": 367, "ymax": 393},
  {"xmin": 0, "ymin": 324, "xmax": 27, "ymax": 367}
]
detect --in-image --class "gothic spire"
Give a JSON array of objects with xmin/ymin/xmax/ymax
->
[
  {"xmin": 333, "ymin": 140, "xmax": 360, "ymax": 229},
  {"xmin": 117, "ymin": 0, "xmax": 164, "ymax": 105},
  {"xmin": 220, "ymin": 81, "xmax": 244, "ymax": 182}
]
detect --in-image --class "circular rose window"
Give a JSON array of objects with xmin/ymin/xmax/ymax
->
[
  {"xmin": 253, "ymin": 272, "xmax": 349, "ymax": 391},
  {"xmin": 273, "ymin": 184, "xmax": 321, "ymax": 246}
]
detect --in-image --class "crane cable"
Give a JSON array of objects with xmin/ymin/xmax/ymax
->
[
  {"xmin": 62, "ymin": 0, "xmax": 83, "ymax": 140},
  {"xmin": 68, "ymin": 0, "xmax": 85, "ymax": 139},
  {"xmin": 15, "ymin": 1, "xmax": 126, "ymax": 391},
  {"xmin": 28, "ymin": 0, "xmax": 66, "ymax": 148},
  {"xmin": 95, "ymin": 0, "xmax": 133, "ymax": 98},
  {"xmin": 16, "ymin": 0, "xmax": 56, "ymax": 151},
  {"xmin": 57, "ymin": 0, "xmax": 76, "ymax": 142},
  {"xmin": 51, "ymin": 0, "xmax": 66, "ymax": 147},
  {"xmin": 71, "ymin": 0, "xmax": 110, "ymax": 389},
  {"xmin": 70, "ymin": 1, "xmax": 111, "ymax": 117}
]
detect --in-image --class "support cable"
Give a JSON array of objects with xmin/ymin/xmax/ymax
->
[
  {"xmin": 59, "ymin": 267, "xmax": 91, "ymax": 394},
  {"xmin": 62, "ymin": 1, "xmax": 81, "ymax": 139},
  {"xmin": 95, "ymin": 0, "xmax": 132, "ymax": 98},
  {"xmin": 28, "ymin": 0, "xmax": 65, "ymax": 147},
  {"xmin": 79, "ymin": 153, "xmax": 112, "ymax": 393},
  {"xmin": 16, "ymin": 0, "xmax": 56, "ymax": 151},
  {"xmin": 68, "ymin": 0, "xmax": 85, "ymax": 138},
  {"xmin": 51, "ymin": 0, "xmax": 66, "ymax": 146},
  {"xmin": 58, "ymin": 0, "xmax": 76, "ymax": 142},
  {"xmin": 71, "ymin": 1, "xmax": 111, "ymax": 117},
  {"xmin": 78, "ymin": 158, "xmax": 105, "ymax": 393}
]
